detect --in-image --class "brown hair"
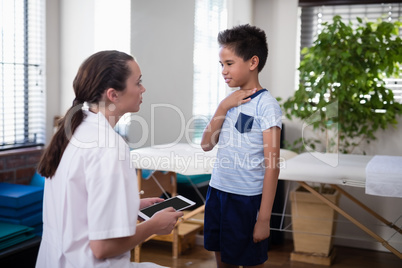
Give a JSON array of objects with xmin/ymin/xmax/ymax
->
[{"xmin": 38, "ymin": 50, "xmax": 134, "ymax": 178}]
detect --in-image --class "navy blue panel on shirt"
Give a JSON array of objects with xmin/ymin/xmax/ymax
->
[
  {"xmin": 235, "ymin": 112, "xmax": 254, "ymax": 133},
  {"xmin": 243, "ymin": 89, "xmax": 267, "ymax": 100}
]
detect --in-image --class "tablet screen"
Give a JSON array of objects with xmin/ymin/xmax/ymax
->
[{"xmin": 139, "ymin": 196, "xmax": 195, "ymax": 219}]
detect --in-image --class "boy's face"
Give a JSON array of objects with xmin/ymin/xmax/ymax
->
[{"xmin": 219, "ymin": 46, "xmax": 253, "ymax": 89}]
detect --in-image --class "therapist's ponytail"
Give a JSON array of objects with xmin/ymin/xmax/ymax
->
[
  {"xmin": 38, "ymin": 104, "xmax": 84, "ymax": 178},
  {"xmin": 38, "ymin": 50, "xmax": 134, "ymax": 178}
]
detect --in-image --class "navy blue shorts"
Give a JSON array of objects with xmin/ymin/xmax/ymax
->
[{"xmin": 203, "ymin": 186, "xmax": 269, "ymax": 266}]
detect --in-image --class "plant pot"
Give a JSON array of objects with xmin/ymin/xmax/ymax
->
[{"xmin": 290, "ymin": 186, "xmax": 339, "ymax": 257}]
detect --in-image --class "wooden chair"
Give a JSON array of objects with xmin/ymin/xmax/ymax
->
[
  {"xmin": 131, "ymin": 169, "xmax": 204, "ymax": 262},
  {"xmin": 137, "ymin": 170, "xmax": 177, "ymax": 199}
]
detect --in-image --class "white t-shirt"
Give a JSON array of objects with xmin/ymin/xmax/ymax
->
[{"xmin": 36, "ymin": 111, "xmax": 144, "ymax": 268}]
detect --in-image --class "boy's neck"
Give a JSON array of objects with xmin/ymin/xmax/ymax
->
[
  {"xmin": 239, "ymin": 75, "xmax": 262, "ymax": 91},
  {"xmin": 239, "ymin": 84, "xmax": 263, "ymax": 91}
]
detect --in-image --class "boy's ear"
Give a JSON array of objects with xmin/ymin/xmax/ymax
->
[
  {"xmin": 250, "ymin": 56, "xmax": 259, "ymax": 71},
  {"xmin": 105, "ymin": 88, "xmax": 119, "ymax": 103}
]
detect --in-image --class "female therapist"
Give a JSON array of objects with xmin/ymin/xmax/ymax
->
[{"xmin": 36, "ymin": 50, "xmax": 183, "ymax": 268}]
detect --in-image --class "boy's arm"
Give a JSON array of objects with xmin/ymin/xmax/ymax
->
[
  {"xmin": 200, "ymin": 104, "xmax": 228, "ymax": 152},
  {"xmin": 201, "ymin": 88, "xmax": 257, "ymax": 151},
  {"xmin": 253, "ymin": 126, "xmax": 281, "ymax": 243}
]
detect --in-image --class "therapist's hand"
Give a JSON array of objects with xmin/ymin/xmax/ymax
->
[
  {"xmin": 139, "ymin": 197, "xmax": 164, "ymax": 209},
  {"xmin": 150, "ymin": 207, "xmax": 184, "ymax": 235}
]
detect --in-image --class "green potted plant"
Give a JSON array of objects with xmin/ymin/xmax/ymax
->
[
  {"xmin": 283, "ymin": 15, "xmax": 402, "ymax": 154},
  {"xmin": 282, "ymin": 15, "xmax": 402, "ymax": 265}
]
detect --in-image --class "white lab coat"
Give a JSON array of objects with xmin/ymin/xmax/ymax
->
[{"xmin": 36, "ymin": 111, "xmax": 165, "ymax": 268}]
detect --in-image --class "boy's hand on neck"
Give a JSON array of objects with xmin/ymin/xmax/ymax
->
[{"xmin": 219, "ymin": 88, "xmax": 258, "ymax": 111}]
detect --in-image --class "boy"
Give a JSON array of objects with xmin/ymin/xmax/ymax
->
[{"xmin": 201, "ymin": 24, "xmax": 282, "ymax": 267}]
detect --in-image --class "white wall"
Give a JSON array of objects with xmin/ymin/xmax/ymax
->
[
  {"xmin": 45, "ymin": 0, "xmax": 61, "ymax": 142},
  {"xmin": 129, "ymin": 0, "xmax": 195, "ymax": 147},
  {"xmin": 45, "ymin": 0, "xmax": 95, "ymax": 142},
  {"xmin": 227, "ymin": 0, "xmax": 253, "ymax": 27},
  {"xmin": 59, "ymin": 0, "xmax": 96, "ymax": 114},
  {"xmin": 254, "ymin": 0, "xmax": 299, "ymax": 101},
  {"xmin": 50, "ymin": 0, "xmax": 131, "ymax": 127},
  {"xmin": 94, "ymin": 0, "xmax": 131, "ymax": 54}
]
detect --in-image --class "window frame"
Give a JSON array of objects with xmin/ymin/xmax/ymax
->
[
  {"xmin": 0, "ymin": 0, "xmax": 45, "ymax": 151},
  {"xmin": 192, "ymin": 0, "xmax": 228, "ymax": 143}
]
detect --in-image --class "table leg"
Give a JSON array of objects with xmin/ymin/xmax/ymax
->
[
  {"xmin": 298, "ymin": 181, "xmax": 402, "ymax": 259},
  {"xmin": 331, "ymin": 184, "xmax": 402, "ymax": 234}
]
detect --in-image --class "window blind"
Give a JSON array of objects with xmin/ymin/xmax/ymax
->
[
  {"xmin": 0, "ymin": 0, "xmax": 45, "ymax": 150},
  {"xmin": 192, "ymin": 0, "xmax": 227, "ymax": 143},
  {"xmin": 300, "ymin": 3, "xmax": 402, "ymax": 50},
  {"xmin": 299, "ymin": 0, "xmax": 402, "ymax": 7},
  {"xmin": 299, "ymin": 2, "xmax": 402, "ymax": 103}
]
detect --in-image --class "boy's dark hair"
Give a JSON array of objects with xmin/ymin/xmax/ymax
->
[{"xmin": 218, "ymin": 24, "xmax": 268, "ymax": 72}]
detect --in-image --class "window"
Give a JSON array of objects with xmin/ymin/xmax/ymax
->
[
  {"xmin": 299, "ymin": 1, "xmax": 402, "ymax": 103},
  {"xmin": 0, "ymin": 0, "xmax": 45, "ymax": 150},
  {"xmin": 192, "ymin": 0, "xmax": 227, "ymax": 143}
]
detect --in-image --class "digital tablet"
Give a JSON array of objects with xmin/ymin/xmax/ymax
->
[{"xmin": 138, "ymin": 195, "xmax": 196, "ymax": 221}]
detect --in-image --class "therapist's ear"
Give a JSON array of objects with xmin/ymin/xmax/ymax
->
[{"xmin": 105, "ymin": 88, "xmax": 119, "ymax": 103}]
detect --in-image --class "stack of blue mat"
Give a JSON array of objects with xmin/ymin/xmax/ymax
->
[
  {"xmin": 0, "ymin": 183, "xmax": 43, "ymax": 249},
  {"xmin": 0, "ymin": 222, "xmax": 35, "ymax": 251}
]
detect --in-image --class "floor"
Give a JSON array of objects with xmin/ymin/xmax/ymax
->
[{"xmin": 138, "ymin": 239, "xmax": 402, "ymax": 268}]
